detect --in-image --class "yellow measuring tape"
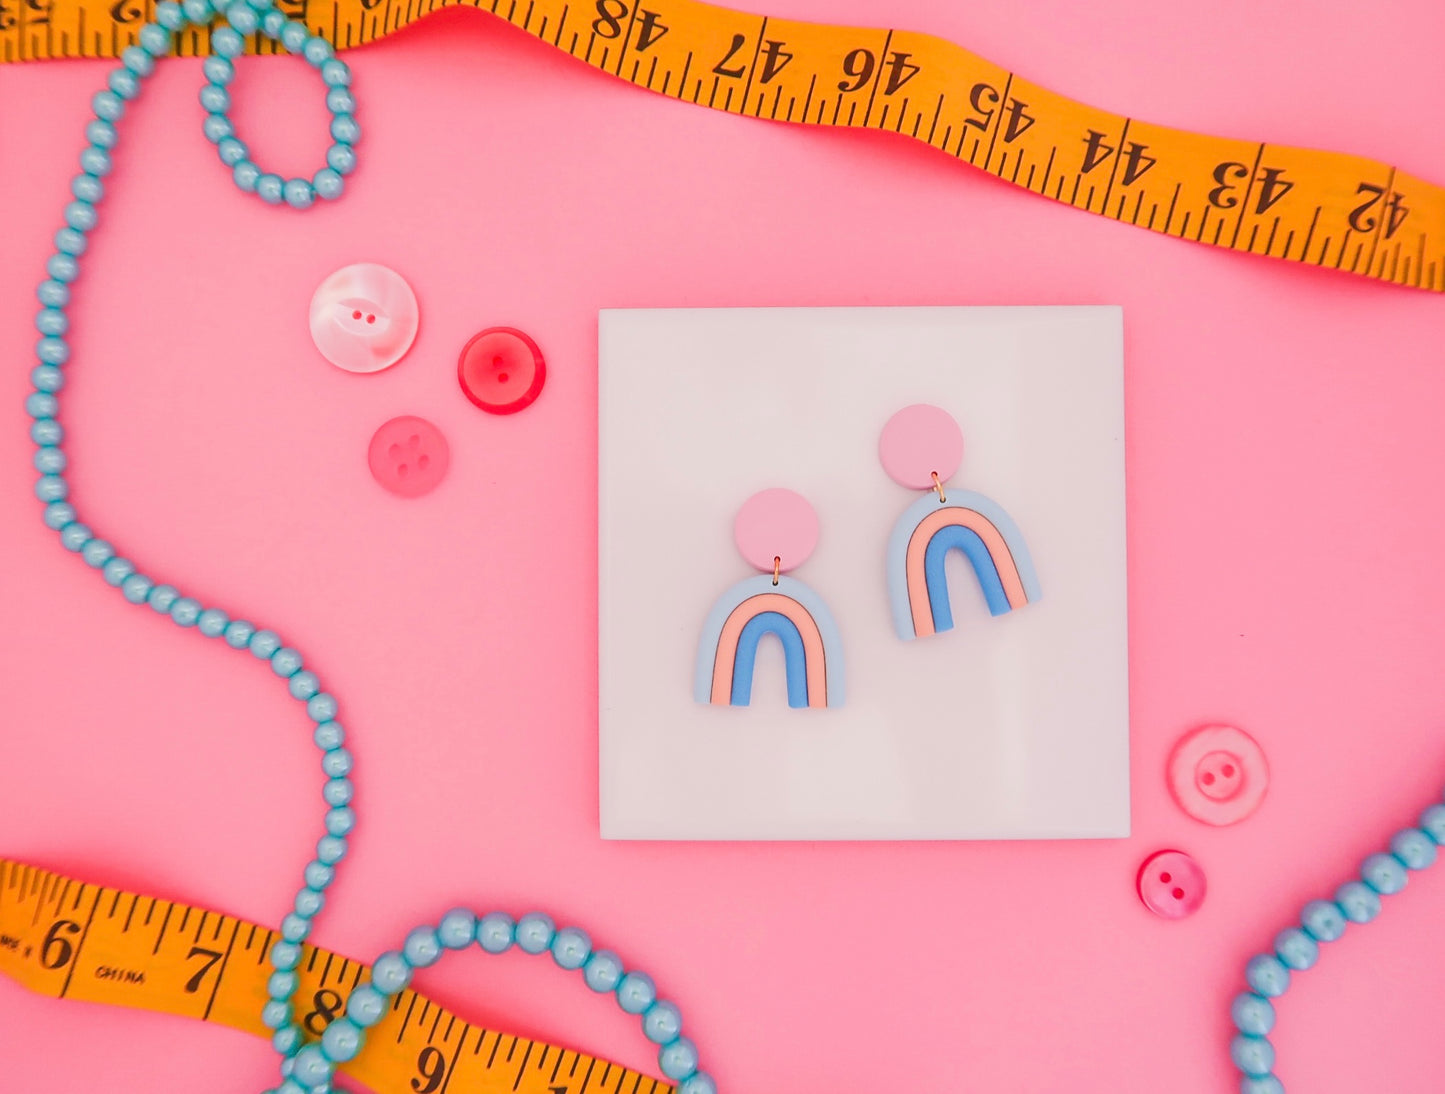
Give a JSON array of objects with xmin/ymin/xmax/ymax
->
[
  {"xmin": 2, "ymin": 0, "xmax": 1441, "ymax": 292},
  {"xmin": 0, "ymin": 859, "xmax": 669, "ymax": 1093}
]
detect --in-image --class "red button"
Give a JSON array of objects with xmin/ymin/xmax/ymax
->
[
  {"xmin": 367, "ymin": 416, "xmax": 450, "ymax": 498},
  {"xmin": 1136, "ymin": 850, "xmax": 1206, "ymax": 920},
  {"xmin": 458, "ymin": 327, "xmax": 545, "ymax": 414},
  {"xmin": 1167, "ymin": 724, "xmax": 1269, "ymax": 826}
]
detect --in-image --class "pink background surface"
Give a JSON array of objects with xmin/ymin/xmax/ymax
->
[{"xmin": 2, "ymin": 1, "xmax": 1444, "ymax": 1089}]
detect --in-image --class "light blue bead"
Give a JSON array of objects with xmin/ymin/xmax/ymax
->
[
  {"xmin": 290, "ymin": 1045, "xmax": 331, "ymax": 1087},
  {"xmin": 280, "ymin": 20, "xmax": 307, "ymax": 51},
  {"xmin": 303, "ymin": 859, "xmax": 334, "ymax": 891},
  {"xmin": 295, "ymin": 888, "xmax": 324, "ymax": 917},
  {"xmin": 121, "ymin": 45, "xmax": 155, "ymax": 75},
  {"xmin": 302, "ymin": 35, "xmax": 332, "ymax": 65},
  {"xmin": 92, "ymin": 90, "xmax": 125, "ymax": 121},
  {"xmin": 55, "ymin": 228, "xmax": 87, "ymax": 257},
  {"xmin": 320, "ymin": 1016, "xmax": 363, "ymax": 1063},
  {"xmin": 217, "ymin": 137, "xmax": 249, "ymax": 167},
  {"xmin": 1244, "ymin": 954, "xmax": 1289, "ymax": 999},
  {"xmin": 437, "ymin": 908, "xmax": 476, "ymax": 950},
  {"xmin": 72, "ymin": 174, "xmax": 104, "ymax": 203},
  {"xmin": 677, "ymin": 1074, "xmax": 717, "ymax": 1094},
  {"xmin": 202, "ymin": 112, "xmax": 234, "ymax": 143},
  {"xmin": 121, "ymin": 574, "xmax": 153, "ymax": 604},
  {"xmin": 314, "ymin": 721, "xmax": 345, "ymax": 750},
  {"xmin": 326, "ymin": 87, "xmax": 355, "ymax": 114},
  {"xmin": 659, "ymin": 1036, "xmax": 699, "ymax": 1081},
  {"xmin": 85, "ymin": 119, "xmax": 118, "ymax": 148},
  {"xmin": 270, "ymin": 940, "xmax": 302, "ymax": 971},
  {"xmin": 323, "ymin": 778, "xmax": 352, "ymax": 807},
  {"xmin": 170, "ymin": 596, "xmax": 202, "ymax": 626},
  {"xmin": 37, "ymin": 336, "xmax": 69, "ymax": 364},
  {"xmin": 1390, "ymin": 827, "xmax": 1437, "ymax": 870},
  {"xmin": 155, "ymin": 0, "xmax": 184, "ymax": 28},
  {"xmin": 32, "ymin": 364, "xmax": 65, "ymax": 392},
  {"xmin": 320, "ymin": 59, "xmax": 349, "ymax": 87},
  {"xmin": 34, "ymin": 447, "xmax": 66, "ymax": 475},
  {"xmin": 583, "ymin": 950, "xmax": 623, "ymax": 993},
  {"xmin": 280, "ymin": 913, "xmax": 310, "ymax": 942},
  {"xmin": 476, "ymin": 912, "xmax": 515, "ymax": 954},
  {"xmin": 551, "ymin": 926, "xmax": 591, "ymax": 970},
  {"xmin": 36, "ymin": 475, "xmax": 68, "ymax": 503},
  {"xmin": 1300, "ymin": 899, "xmax": 1346, "ymax": 942},
  {"xmin": 27, "ymin": 391, "xmax": 59, "ymax": 417},
  {"xmin": 81, "ymin": 539, "xmax": 114, "ymax": 568},
  {"xmin": 325, "ymin": 142, "xmax": 357, "ymax": 174},
  {"xmin": 42, "ymin": 500, "xmax": 75, "ymax": 530},
  {"xmin": 223, "ymin": 619, "xmax": 256, "ymax": 648},
  {"xmin": 261, "ymin": 999, "xmax": 292, "ymax": 1029},
  {"xmin": 1421, "ymin": 802, "xmax": 1445, "ymax": 843},
  {"xmin": 32, "ymin": 418, "xmax": 64, "ymax": 445},
  {"xmin": 147, "ymin": 583, "xmax": 179, "ymax": 613},
  {"xmin": 79, "ymin": 146, "xmax": 112, "ymax": 177},
  {"xmin": 47, "ymin": 253, "xmax": 79, "ymax": 283},
  {"xmin": 107, "ymin": 68, "xmax": 140, "ymax": 100},
  {"xmin": 329, "ymin": 114, "xmax": 360, "ymax": 145},
  {"xmin": 211, "ymin": 25, "xmax": 243, "ymax": 56},
  {"xmin": 203, "ymin": 56, "xmax": 235, "ymax": 87},
  {"xmin": 1335, "ymin": 880, "xmax": 1381, "ymax": 923},
  {"xmin": 1273, "ymin": 927, "xmax": 1318, "ymax": 971},
  {"xmin": 260, "ymin": 9, "xmax": 285, "ymax": 37},
  {"xmin": 324, "ymin": 806, "xmax": 354, "ymax": 836},
  {"xmin": 1230, "ymin": 1034, "xmax": 1275, "ymax": 1079},
  {"xmin": 616, "ymin": 971, "xmax": 656, "ymax": 1015},
  {"xmin": 249, "ymin": 628, "xmax": 282, "ymax": 659},
  {"xmin": 36, "ymin": 308, "xmax": 68, "ymax": 336},
  {"xmin": 274, "ymin": 1079, "xmax": 307, "ymax": 1094},
  {"xmin": 267, "ymin": 969, "xmax": 298, "ymax": 998},
  {"xmin": 199, "ymin": 84, "xmax": 230, "ymax": 113},
  {"xmin": 64, "ymin": 201, "xmax": 98, "ymax": 231},
  {"xmin": 346, "ymin": 983, "xmax": 387, "ymax": 1026},
  {"xmin": 317, "ymin": 835, "xmax": 347, "ymax": 864},
  {"xmin": 403, "ymin": 927, "xmax": 442, "ymax": 968},
  {"xmin": 1361, "ymin": 852, "xmax": 1408, "ymax": 895},
  {"xmin": 198, "ymin": 608, "xmax": 229, "ymax": 637},
  {"xmin": 256, "ymin": 173, "xmax": 284, "ymax": 205},
  {"xmin": 181, "ymin": 0, "xmax": 213, "ymax": 21},
  {"xmin": 271, "ymin": 647, "xmax": 303, "ymax": 676},
  {"xmin": 226, "ymin": 3, "xmax": 259, "ymax": 35},
  {"xmin": 102, "ymin": 557, "xmax": 135, "ymax": 587},
  {"xmin": 321, "ymin": 748, "xmax": 352, "ymax": 778},
  {"xmin": 283, "ymin": 179, "xmax": 314, "ymax": 209},
  {"xmin": 59, "ymin": 521, "xmax": 90, "ymax": 551},
  {"xmin": 642, "ymin": 1000, "xmax": 682, "ymax": 1045},
  {"xmin": 312, "ymin": 168, "xmax": 344, "ymax": 201},
  {"xmin": 370, "ymin": 951, "xmax": 411, "ymax": 993},
  {"xmin": 137, "ymin": 23, "xmax": 171, "ymax": 55},
  {"xmin": 1240, "ymin": 1077, "xmax": 1285, "ymax": 1094},
  {"xmin": 37, "ymin": 279, "xmax": 70, "ymax": 308},
  {"xmin": 514, "ymin": 912, "xmax": 555, "ymax": 955},
  {"xmin": 289, "ymin": 670, "xmax": 321, "ymax": 700},
  {"xmin": 1231, "ymin": 992, "xmax": 1275, "ymax": 1036},
  {"xmin": 307, "ymin": 692, "xmax": 338, "ymax": 722},
  {"xmin": 233, "ymin": 161, "xmax": 261, "ymax": 192}
]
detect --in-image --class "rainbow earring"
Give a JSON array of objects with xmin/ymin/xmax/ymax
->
[
  {"xmin": 880, "ymin": 405, "xmax": 1041, "ymax": 641},
  {"xmin": 694, "ymin": 489, "xmax": 846, "ymax": 709}
]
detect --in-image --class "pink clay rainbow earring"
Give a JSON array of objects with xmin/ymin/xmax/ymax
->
[{"xmin": 693, "ymin": 489, "xmax": 845, "ymax": 709}]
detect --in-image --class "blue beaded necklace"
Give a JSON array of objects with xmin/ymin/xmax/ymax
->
[{"xmin": 25, "ymin": 5, "xmax": 713, "ymax": 1091}]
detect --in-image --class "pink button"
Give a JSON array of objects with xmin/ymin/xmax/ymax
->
[
  {"xmin": 367, "ymin": 416, "xmax": 449, "ymax": 498},
  {"xmin": 879, "ymin": 404, "xmax": 964, "ymax": 490},
  {"xmin": 458, "ymin": 327, "xmax": 546, "ymax": 414},
  {"xmin": 1167, "ymin": 724, "xmax": 1269, "ymax": 826},
  {"xmin": 1136, "ymin": 850, "xmax": 1206, "ymax": 920},
  {"xmin": 309, "ymin": 263, "xmax": 420, "ymax": 374},
  {"xmin": 733, "ymin": 488, "xmax": 819, "ymax": 573}
]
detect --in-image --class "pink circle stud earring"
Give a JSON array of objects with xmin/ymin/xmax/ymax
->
[
  {"xmin": 880, "ymin": 404, "xmax": 1041, "ymax": 641},
  {"xmin": 693, "ymin": 489, "xmax": 846, "ymax": 709}
]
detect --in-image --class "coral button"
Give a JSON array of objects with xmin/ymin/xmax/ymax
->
[
  {"xmin": 1167, "ymin": 724, "xmax": 1269, "ymax": 826},
  {"xmin": 367, "ymin": 416, "xmax": 449, "ymax": 497},
  {"xmin": 458, "ymin": 327, "xmax": 545, "ymax": 414},
  {"xmin": 1137, "ymin": 850, "xmax": 1206, "ymax": 920},
  {"xmin": 310, "ymin": 263, "xmax": 420, "ymax": 374}
]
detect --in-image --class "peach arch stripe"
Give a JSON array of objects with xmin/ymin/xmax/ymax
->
[
  {"xmin": 906, "ymin": 507, "xmax": 1028, "ymax": 637},
  {"xmin": 710, "ymin": 593, "xmax": 828, "ymax": 708}
]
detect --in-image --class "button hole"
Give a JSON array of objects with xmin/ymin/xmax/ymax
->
[
  {"xmin": 1172, "ymin": 888, "xmax": 1185, "ymax": 899},
  {"xmin": 1159, "ymin": 872, "xmax": 1171, "ymax": 883}
]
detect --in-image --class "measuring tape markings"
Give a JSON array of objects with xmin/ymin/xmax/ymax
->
[
  {"xmin": 0, "ymin": 859, "xmax": 669, "ymax": 1094},
  {"xmin": 2, "ymin": 0, "xmax": 1440, "ymax": 292}
]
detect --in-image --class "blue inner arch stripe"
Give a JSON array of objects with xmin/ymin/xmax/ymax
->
[
  {"xmin": 924, "ymin": 524, "xmax": 1011, "ymax": 630},
  {"xmin": 731, "ymin": 611, "xmax": 809, "ymax": 709}
]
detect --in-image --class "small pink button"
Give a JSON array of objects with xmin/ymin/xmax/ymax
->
[
  {"xmin": 879, "ymin": 404, "xmax": 964, "ymax": 490},
  {"xmin": 458, "ymin": 327, "xmax": 546, "ymax": 414},
  {"xmin": 367, "ymin": 416, "xmax": 449, "ymax": 498},
  {"xmin": 733, "ymin": 489, "xmax": 818, "ymax": 573},
  {"xmin": 310, "ymin": 263, "xmax": 420, "ymax": 374},
  {"xmin": 1167, "ymin": 724, "xmax": 1269, "ymax": 826},
  {"xmin": 1137, "ymin": 850, "xmax": 1206, "ymax": 920}
]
